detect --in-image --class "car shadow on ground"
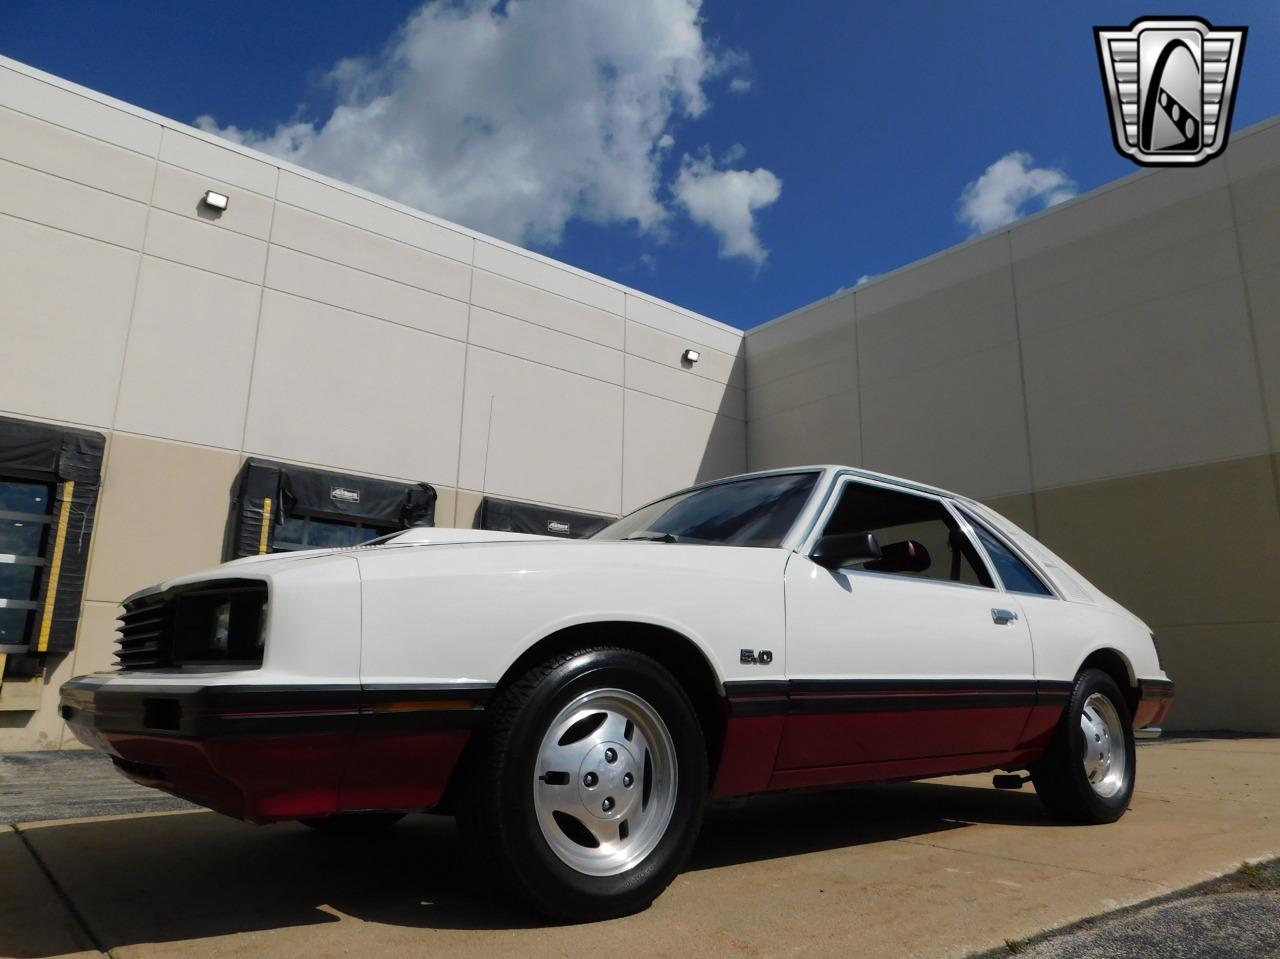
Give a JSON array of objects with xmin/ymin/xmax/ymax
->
[{"xmin": 5, "ymin": 780, "xmax": 1060, "ymax": 956}]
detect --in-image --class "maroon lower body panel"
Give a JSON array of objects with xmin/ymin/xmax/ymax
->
[
  {"xmin": 66, "ymin": 674, "xmax": 1174, "ymax": 818},
  {"xmin": 338, "ymin": 729, "xmax": 472, "ymax": 812},
  {"xmin": 769, "ymin": 748, "xmax": 1046, "ymax": 791},
  {"xmin": 712, "ymin": 714, "xmax": 785, "ymax": 796},
  {"xmin": 107, "ymin": 732, "xmax": 354, "ymax": 822},
  {"xmin": 60, "ymin": 678, "xmax": 485, "ymax": 824},
  {"xmin": 712, "ymin": 678, "xmax": 1070, "ymax": 797},
  {"xmin": 105, "ymin": 729, "xmax": 473, "ymax": 823},
  {"xmin": 712, "ymin": 712, "xmax": 1053, "ymax": 796},
  {"xmin": 777, "ymin": 706, "xmax": 1035, "ymax": 769}
]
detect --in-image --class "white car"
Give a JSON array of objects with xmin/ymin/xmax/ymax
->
[{"xmin": 62, "ymin": 466, "xmax": 1174, "ymax": 920}]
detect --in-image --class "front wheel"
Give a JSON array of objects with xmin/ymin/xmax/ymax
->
[
  {"xmin": 458, "ymin": 647, "xmax": 707, "ymax": 921},
  {"xmin": 1031, "ymin": 668, "xmax": 1136, "ymax": 823}
]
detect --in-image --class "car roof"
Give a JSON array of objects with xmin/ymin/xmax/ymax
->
[{"xmin": 643, "ymin": 465, "xmax": 959, "ymax": 512}]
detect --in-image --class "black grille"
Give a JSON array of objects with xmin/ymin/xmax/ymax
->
[
  {"xmin": 115, "ymin": 580, "xmax": 267, "ymax": 672},
  {"xmin": 115, "ymin": 599, "xmax": 175, "ymax": 670}
]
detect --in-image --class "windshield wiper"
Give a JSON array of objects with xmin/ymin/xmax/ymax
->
[{"xmin": 620, "ymin": 531, "xmax": 679, "ymax": 543}]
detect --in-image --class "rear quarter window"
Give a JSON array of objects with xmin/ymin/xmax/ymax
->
[{"xmin": 960, "ymin": 509, "xmax": 1054, "ymax": 597}]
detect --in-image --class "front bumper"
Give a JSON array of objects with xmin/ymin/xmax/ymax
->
[
  {"xmin": 1134, "ymin": 678, "xmax": 1175, "ymax": 731},
  {"xmin": 61, "ymin": 676, "xmax": 485, "ymax": 823}
]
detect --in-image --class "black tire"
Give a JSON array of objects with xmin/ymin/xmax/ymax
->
[
  {"xmin": 300, "ymin": 811, "xmax": 406, "ymax": 834},
  {"xmin": 1031, "ymin": 668, "xmax": 1135, "ymax": 823},
  {"xmin": 457, "ymin": 647, "xmax": 708, "ymax": 921}
]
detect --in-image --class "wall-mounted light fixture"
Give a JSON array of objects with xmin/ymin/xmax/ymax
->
[
  {"xmin": 682, "ymin": 348, "xmax": 700, "ymax": 365},
  {"xmin": 201, "ymin": 190, "xmax": 230, "ymax": 212}
]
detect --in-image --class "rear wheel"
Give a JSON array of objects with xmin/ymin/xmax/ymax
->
[
  {"xmin": 1031, "ymin": 668, "xmax": 1135, "ymax": 823},
  {"xmin": 458, "ymin": 647, "xmax": 707, "ymax": 921}
]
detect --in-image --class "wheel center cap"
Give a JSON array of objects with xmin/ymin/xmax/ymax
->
[{"xmin": 577, "ymin": 741, "xmax": 639, "ymax": 820}]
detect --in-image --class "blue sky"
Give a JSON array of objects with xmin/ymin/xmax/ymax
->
[{"xmin": 3, "ymin": 1, "xmax": 1277, "ymax": 329}]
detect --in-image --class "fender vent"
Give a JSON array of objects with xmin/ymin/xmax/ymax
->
[{"xmin": 115, "ymin": 601, "xmax": 175, "ymax": 671}]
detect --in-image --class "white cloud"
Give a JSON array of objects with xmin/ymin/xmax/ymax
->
[
  {"xmin": 958, "ymin": 151, "xmax": 1077, "ymax": 234},
  {"xmin": 195, "ymin": 0, "xmax": 767, "ymax": 253},
  {"xmin": 673, "ymin": 148, "xmax": 781, "ymax": 266}
]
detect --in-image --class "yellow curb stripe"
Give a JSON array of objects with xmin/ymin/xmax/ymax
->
[{"xmin": 36, "ymin": 480, "xmax": 74, "ymax": 653}]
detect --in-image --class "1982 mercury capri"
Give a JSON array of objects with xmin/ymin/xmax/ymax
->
[{"xmin": 62, "ymin": 466, "xmax": 1173, "ymax": 920}]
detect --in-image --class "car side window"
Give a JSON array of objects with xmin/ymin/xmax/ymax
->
[
  {"xmin": 820, "ymin": 481, "xmax": 994, "ymax": 588},
  {"xmin": 959, "ymin": 509, "xmax": 1055, "ymax": 597}
]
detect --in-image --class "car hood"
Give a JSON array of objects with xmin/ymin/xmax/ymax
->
[
  {"xmin": 220, "ymin": 527, "xmax": 561, "ymax": 569},
  {"xmin": 122, "ymin": 529, "xmax": 566, "ymax": 604}
]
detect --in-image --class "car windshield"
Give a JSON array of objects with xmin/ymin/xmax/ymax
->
[{"xmin": 592, "ymin": 472, "xmax": 820, "ymax": 548}]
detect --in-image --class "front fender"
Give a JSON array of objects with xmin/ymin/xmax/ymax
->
[{"xmin": 352, "ymin": 542, "xmax": 789, "ymax": 689}]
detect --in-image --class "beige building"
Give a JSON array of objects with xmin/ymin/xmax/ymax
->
[{"xmin": 0, "ymin": 55, "xmax": 1275, "ymax": 749}]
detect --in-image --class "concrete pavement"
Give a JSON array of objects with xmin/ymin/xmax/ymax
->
[{"xmin": 1, "ymin": 738, "xmax": 1277, "ymax": 959}]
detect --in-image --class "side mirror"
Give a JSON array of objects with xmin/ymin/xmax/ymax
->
[{"xmin": 811, "ymin": 532, "xmax": 882, "ymax": 571}]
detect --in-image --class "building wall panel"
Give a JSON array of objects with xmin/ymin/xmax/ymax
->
[
  {"xmin": 276, "ymin": 170, "xmax": 474, "ymax": 264},
  {"xmin": 0, "ymin": 62, "xmax": 161, "ymax": 156},
  {"xmin": 0, "ymin": 215, "xmax": 138, "ymax": 428},
  {"xmin": 747, "ymin": 354, "xmax": 857, "ymax": 424},
  {"xmin": 625, "ymin": 355, "xmax": 745, "ymax": 420},
  {"xmin": 468, "ymin": 306, "xmax": 623, "ymax": 385},
  {"xmin": 859, "ymin": 341, "xmax": 1031, "ymax": 499},
  {"xmin": 1032, "ymin": 456, "xmax": 1280, "ymax": 630},
  {"xmin": 457, "ymin": 346, "xmax": 623, "ymax": 514},
  {"xmin": 157, "ymin": 128, "xmax": 278, "ymax": 197},
  {"xmin": 625, "ymin": 293, "xmax": 741, "ymax": 357},
  {"xmin": 475, "ymin": 241, "xmax": 625, "ymax": 317},
  {"xmin": 471, "ymin": 268, "xmax": 623, "ymax": 349},
  {"xmin": 243, "ymin": 291, "xmax": 465, "ymax": 484},
  {"xmin": 623, "ymin": 390, "xmax": 745, "ymax": 513},
  {"xmin": 747, "ymin": 295, "xmax": 856, "ymax": 389},
  {"xmin": 0, "ymin": 104, "xmax": 154, "ymax": 202},
  {"xmin": 625, "ymin": 319, "xmax": 743, "ymax": 388},
  {"xmin": 1021, "ymin": 275, "xmax": 1267, "ymax": 488},
  {"xmin": 265, "ymin": 245, "xmax": 468, "ymax": 342},
  {"xmin": 0, "ymin": 156, "xmax": 147, "ymax": 249},
  {"xmin": 747, "ymin": 390, "xmax": 860, "ymax": 473},
  {"xmin": 143, "ymin": 206, "xmax": 267, "ymax": 285},
  {"xmin": 83, "ymin": 433, "xmax": 242, "ymax": 604},
  {"xmin": 149, "ymin": 162, "xmax": 274, "ymax": 241},
  {"xmin": 271, "ymin": 203, "xmax": 472, "ymax": 302},
  {"xmin": 114, "ymin": 257, "xmax": 261, "ymax": 449}
]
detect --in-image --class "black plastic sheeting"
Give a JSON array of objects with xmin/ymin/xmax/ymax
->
[
  {"xmin": 0, "ymin": 415, "xmax": 104, "ymax": 657},
  {"xmin": 477, "ymin": 496, "xmax": 612, "ymax": 539},
  {"xmin": 226, "ymin": 458, "xmax": 436, "ymax": 559}
]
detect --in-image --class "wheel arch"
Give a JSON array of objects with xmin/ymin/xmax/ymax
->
[
  {"xmin": 1078, "ymin": 647, "xmax": 1139, "ymax": 715},
  {"xmin": 439, "ymin": 621, "xmax": 728, "ymax": 812}
]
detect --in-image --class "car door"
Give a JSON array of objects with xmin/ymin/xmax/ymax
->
[{"xmin": 778, "ymin": 475, "xmax": 1035, "ymax": 773}]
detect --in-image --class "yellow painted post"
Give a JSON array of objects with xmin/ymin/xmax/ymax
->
[
  {"xmin": 36, "ymin": 480, "xmax": 74, "ymax": 653},
  {"xmin": 258, "ymin": 496, "xmax": 273, "ymax": 554}
]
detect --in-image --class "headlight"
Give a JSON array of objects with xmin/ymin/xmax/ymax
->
[
  {"xmin": 256, "ymin": 599, "xmax": 268, "ymax": 650},
  {"xmin": 211, "ymin": 600, "xmax": 231, "ymax": 653}
]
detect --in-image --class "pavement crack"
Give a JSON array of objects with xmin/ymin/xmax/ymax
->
[
  {"xmin": 893, "ymin": 836, "xmax": 1170, "ymax": 888},
  {"xmin": 13, "ymin": 823, "xmax": 110, "ymax": 957}
]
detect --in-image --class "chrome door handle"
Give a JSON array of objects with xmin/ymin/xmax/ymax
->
[{"xmin": 991, "ymin": 608, "xmax": 1018, "ymax": 625}]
